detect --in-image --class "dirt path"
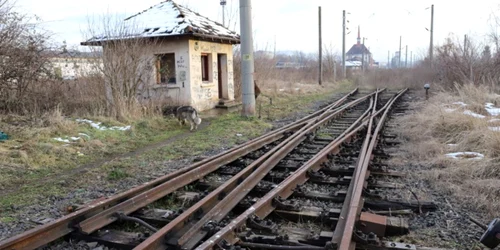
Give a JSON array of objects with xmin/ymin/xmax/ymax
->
[{"xmin": 0, "ymin": 121, "xmax": 211, "ymax": 197}]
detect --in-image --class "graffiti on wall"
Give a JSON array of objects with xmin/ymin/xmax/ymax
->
[
  {"xmin": 212, "ymin": 61, "xmax": 218, "ymax": 82},
  {"xmin": 176, "ymin": 56, "xmax": 187, "ymax": 69}
]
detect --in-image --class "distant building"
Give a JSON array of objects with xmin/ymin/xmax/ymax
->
[
  {"xmin": 48, "ymin": 50, "xmax": 102, "ymax": 80},
  {"xmin": 275, "ymin": 61, "xmax": 306, "ymax": 69},
  {"xmin": 345, "ymin": 26, "xmax": 375, "ymax": 69}
]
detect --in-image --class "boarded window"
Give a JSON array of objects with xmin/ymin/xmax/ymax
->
[
  {"xmin": 156, "ymin": 53, "xmax": 176, "ymax": 84},
  {"xmin": 201, "ymin": 53, "xmax": 210, "ymax": 82}
]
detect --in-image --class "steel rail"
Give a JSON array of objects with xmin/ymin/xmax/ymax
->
[
  {"xmin": 332, "ymin": 89, "xmax": 380, "ymax": 248},
  {"xmin": 336, "ymin": 88, "xmax": 408, "ymax": 250},
  {"xmin": 76, "ymin": 91, "xmax": 360, "ymax": 235},
  {"xmin": 133, "ymin": 91, "xmax": 381, "ymax": 250},
  {"xmin": 0, "ymin": 90, "xmax": 358, "ymax": 250},
  {"xmin": 176, "ymin": 91, "xmax": 381, "ymax": 249},
  {"xmin": 192, "ymin": 99, "xmax": 376, "ymax": 250}
]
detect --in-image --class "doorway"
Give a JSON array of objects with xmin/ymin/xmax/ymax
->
[{"xmin": 217, "ymin": 54, "xmax": 228, "ymax": 99}]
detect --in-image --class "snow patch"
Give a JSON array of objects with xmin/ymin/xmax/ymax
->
[
  {"xmin": 452, "ymin": 101, "xmax": 468, "ymax": 107},
  {"xmin": 463, "ymin": 110, "xmax": 485, "ymax": 118},
  {"xmin": 485, "ymin": 102, "xmax": 500, "ymax": 116},
  {"xmin": 445, "ymin": 152, "xmax": 484, "ymax": 160},
  {"xmin": 76, "ymin": 119, "xmax": 131, "ymax": 131},
  {"xmin": 53, "ymin": 136, "xmax": 81, "ymax": 143}
]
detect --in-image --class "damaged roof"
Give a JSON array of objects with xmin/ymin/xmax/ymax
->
[{"xmin": 82, "ymin": 0, "xmax": 240, "ymax": 45}]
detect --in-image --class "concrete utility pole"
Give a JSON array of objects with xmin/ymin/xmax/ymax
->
[
  {"xmin": 318, "ymin": 6, "xmax": 322, "ymax": 85},
  {"xmin": 398, "ymin": 36, "xmax": 402, "ymax": 68},
  {"xmin": 220, "ymin": 0, "xmax": 226, "ymax": 27},
  {"xmin": 273, "ymin": 35, "xmax": 276, "ymax": 59},
  {"xmin": 239, "ymin": 0, "xmax": 255, "ymax": 116},
  {"xmin": 410, "ymin": 51, "xmax": 413, "ymax": 67},
  {"xmin": 387, "ymin": 51, "xmax": 390, "ymax": 69},
  {"xmin": 342, "ymin": 10, "xmax": 346, "ymax": 78},
  {"xmin": 464, "ymin": 34, "xmax": 467, "ymax": 57},
  {"xmin": 405, "ymin": 45, "xmax": 408, "ymax": 68},
  {"xmin": 361, "ymin": 37, "xmax": 365, "ymax": 73},
  {"xmin": 333, "ymin": 61, "xmax": 337, "ymax": 82},
  {"xmin": 429, "ymin": 4, "xmax": 434, "ymax": 67}
]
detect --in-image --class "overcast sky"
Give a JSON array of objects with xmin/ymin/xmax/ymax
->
[{"xmin": 13, "ymin": 0, "xmax": 500, "ymax": 63}]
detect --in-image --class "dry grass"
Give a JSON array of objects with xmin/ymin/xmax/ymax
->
[
  {"xmin": 394, "ymin": 83, "xmax": 500, "ymax": 218},
  {"xmin": 0, "ymin": 108, "xmax": 182, "ymax": 191}
]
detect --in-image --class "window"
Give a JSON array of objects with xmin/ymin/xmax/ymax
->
[
  {"xmin": 201, "ymin": 53, "xmax": 211, "ymax": 82},
  {"xmin": 156, "ymin": 53, "xmax": 176, "ymax": 84}
]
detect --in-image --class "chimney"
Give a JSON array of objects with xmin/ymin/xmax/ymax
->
[{"xmin": 357, "ymin": 25, "xmax": 360, "ymax": 45}]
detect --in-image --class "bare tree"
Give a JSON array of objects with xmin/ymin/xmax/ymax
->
[
  {"xmin": 0, "ymin": 0, "xmax": 54, "ymax": 113},
  {"xmin": 82, "ymin": 12, "xmax": 161, "ymax": 120}
]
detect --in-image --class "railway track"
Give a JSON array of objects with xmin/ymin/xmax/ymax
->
[{"xmin": 0, "ymin": 88, "xmax": 439, "ymax": 250}]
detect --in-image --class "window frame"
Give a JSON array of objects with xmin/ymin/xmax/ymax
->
[
  {"xmin": 201, "ymin": 53, "xmax": 211, "ymax": 83},
  {"xmin": 155, "ymin": 53, "xmax": 176, "ymax": 85}
]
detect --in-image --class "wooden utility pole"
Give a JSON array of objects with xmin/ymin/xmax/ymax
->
[
  {"xmin": 342, "ymin": 10, "xmax": 346, "ymax": 78},
  {"xmin": 405, "ymin": 45, "xmax": 408, "ymax": 68},
  {"xmin": 387, "ymin": 51, "xmax": 390, "ymax": 68},
  {"xmin": 333, "ymin": 61, "xmax": 337, "ymax": 82},
  {"xmin": 429, "ymin": 4, "xmax": 434, "ymax": 67},
  {"xmin": 410, "ymin": 51, "xmax": 413, "ymax": 67},
  {"xmin": 464, "ymin": 34, "xmax": 467, "ymax": 57},
  {"xmin": 318, "ymin": 6, "xmax": 322, "ymax": 85},
  {"xmin": 362, "ymin": 37, "xmax": 366, "ymax": 73},
  {"xmin": 399, "ymin": 36, "xmax": 402, "ymax": 68}
]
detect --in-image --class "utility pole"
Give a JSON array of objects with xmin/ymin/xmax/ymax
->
[
  {"xmin": 240, "ymin": 0, "xmax": 255, "ymax": 116},
  {"xmin": 273, "ymin": 35, "xmax": 276, "ymax": 59},
  {"xmin": 405, "ymin": 45, "xmax": 408, "ymax": 68},
  {"xmin": 387, "ymin": 51, "xmax": 390, "ymax": 69},
  {"xmin": 429, "ymin": 4, "xmax": 434, "ymax": 67},
  {"xmin": 220, "ymin": 0, "xmax": 227, "ymax": 27},
  {"xmin": 333, "ymin": 61, "xmax": 337, "ymax": 82},
  {"xmin": 361, "ymin": 37, "xmax": 365, "ymax": 73},
  {"xmin": 410, "ymin": 51, "xmax": 413, "ymax": 67},
  {"xmin": 342, "ymin": 10, "xmax": 346, "ymax": 78},
  {"xmin": 398, "ymin": 36, "xmax": 402, "ymax": 68},
  {"xmin": 318, "ymin": 6, "xmax": 322, "ymax": 85},
  {"xmin": 463, "ymin": 34, "xmax": 467, "ymax": 57}
]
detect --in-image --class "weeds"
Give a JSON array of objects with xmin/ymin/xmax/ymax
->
[{"xmin": 394, "ymin": 83, "xmax": 500, "ymax": 218}]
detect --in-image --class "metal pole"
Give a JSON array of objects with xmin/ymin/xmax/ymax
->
[
  {"xmin": 387, "ymin": 50, "xmax": 390, "ymax": 69},
  {"xmin": 361, "ymin": 37, "xmax": 365, "ymax": 73},
  {"xmin": 430, "ymin": 4, "xmax": 434, "ymax": 67},
  {"xmin": 221, "ymin": 0, "xmax": 227, "ymax": 27},
  {"xmin": 405, "ymin": 45, "xmax": 408, "ymax": 68},
  {"xmin": 464, "ymin": 34, "xmax": 467, "ymax": 57},
  {"xmin": 342, "ymin": 10, "xmax": 346, "ymax": 78},
  {"xmin": 318, "ymin": 6, "xmax": 322, "ymax": 85},
  {"xmin": 333, "ymin": 61, "xmax": 337, "ymax": 82},
  {"xmin": 240, "ymin": 0, "xmax": 255, "ymax": 116},
  {"xmin": 398, "ymin": 36, "xmax": 402, "ymax": 68},
  {"xmin": 410, "ymin": 51, "xmax": 413, "ymax": 67}
]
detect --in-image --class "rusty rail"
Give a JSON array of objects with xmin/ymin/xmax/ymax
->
[
  {"xmin": 0, "ymin": 89, "xmax": 359, "ymax": 250},
  {"xmin": 133, "ymin": 90, "xmax": 382, "ymax": 250},
  {"xmin": 0, "ymin": 90, "xmax": 359, "ymax": 250},
  {"xmin": 192, "ymin": 97, "xmax": 376, "ymax": 250},
  {"xmin": 336, "ymin": 88, "xmax": 408, "ymax": 250}
]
